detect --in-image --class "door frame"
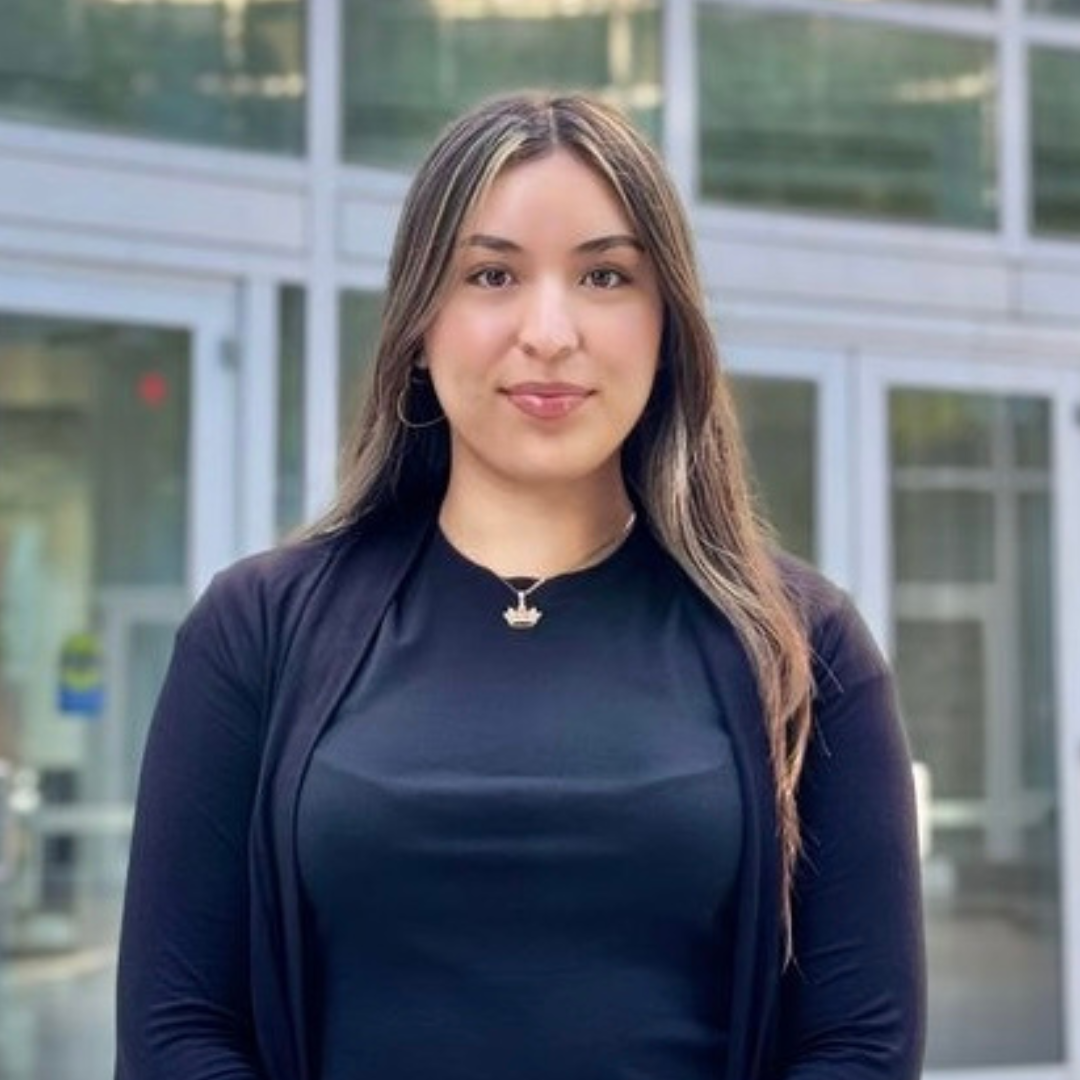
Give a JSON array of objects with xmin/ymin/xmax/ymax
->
[
  {"xmin": 0, "ymin": 259, "xmax": 240, "ymax": 593},
  {"xmin": 857, "ymin": 354, "xmax": 1080, "ymax": 1080},
  {"xmin": 0, "ymin": 263, "xmax": 243, "ymax": 1006}
]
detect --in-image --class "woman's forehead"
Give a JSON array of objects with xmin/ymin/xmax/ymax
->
[{"xmin": 457, "ymin": 150, "xmax": 638, "ymax": 244}]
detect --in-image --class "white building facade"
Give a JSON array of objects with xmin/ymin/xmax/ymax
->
[{"xmin": 0, "ymin": 1, "xmax": 1078, "ymax": 1077}]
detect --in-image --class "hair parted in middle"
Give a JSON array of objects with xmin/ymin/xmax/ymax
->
[{"xmin": 318, "ymin": 90, "xmax": 814, "ymax": 955}]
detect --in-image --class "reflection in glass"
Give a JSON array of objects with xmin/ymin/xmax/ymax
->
[
  {"xmin": 730, "ymin": 376, "xmax": 816, "ymax": 563},
  {"xmin": 0, "ymin": 313, "xmax": 191, "ymax": 1079},
  {"xmin": 1031, "ymin": 47, "xmax": 1080, "ymax": 235},
  {"xmin": 342, "ymin": 0, "xmax": 661, "ymax": 168},
  {"xmin": 1029, "ymin": 0, "xmax": 1080, "ymax": 12},
  {"xmin": 277, "ymin": 286, "xmax": 305, "ymax": 538},
  {"xmin": 894, "ymin": 491, "xmax": 994, "ymax": 583},
  {"xmin": 697, "ymin": 9, "xmax": 997, "ymax": 228},
  {"xmin": 891, "ymin": 390, "xmax": 996, "ymax": 467},
  {"xmin": 890, "ymin": 389, "xmax": 1062, "ymax": 1067},
  {"xmin": 338, "ymin": 291, "xmax": 383, "ymax": 446},
  {"xmin": 835, "ymin": 0, "xmax": 992, "ymax": 4},
  {"xmin": 0, "ymin": 0, "xmax": 303, "ymax": 153}
]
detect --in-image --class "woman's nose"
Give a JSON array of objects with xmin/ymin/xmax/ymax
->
[{"xmin": 517, "ymin": 283, "xmax": 580, "ymax": 361}]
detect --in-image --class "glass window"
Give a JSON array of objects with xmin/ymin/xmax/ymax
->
[
  {"xmin": 697, "ymin": 8, "xmax": 997, "ymax": 228},
  {"xmin": 833, "ymin": 0, "xmax": 993, "ymax": 5},
  {"xmin": 730, "ymin": 376, "xmax": 817, "ymax": 563},
  {"xmin": 342, "ymin": 0, "xmax": 661, "ymax": 168},
  {"xmin": 338, "ymin": 291, "xmax": 383, "ymax": 447},
  {"xmin": 894, "ymin": 490, "xmax": 995, "ymax": 582},
  {"xmin": 892, "ymin": 388, "xmax": 997, "ymax": 467},
  {"xmin": 1031, "ymin": 46, "xmax": 1080, "ymax": 236},
  {"xmin": 890, "ymin": 388, "xmax": 1064, "ymax": 1067},
  {"xmin": 276, "ymin": 286, "xmax": 305, "ymax": 538},
  {"xmin": 1029, "ymin": 0, "xmax": 1080, "ymax": 12},
  {"xmin": 0, "ymin": 312, "xmax": 193, "ymax": 1079},
  {"xmin": 0, "ymin": 0, "xmax": 304, "ymax": 153}
]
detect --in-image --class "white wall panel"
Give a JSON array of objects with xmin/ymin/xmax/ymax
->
[
  {"xmin": 0, "ymin": 148, "xmax": 306, "ymax": 254},
  {"xmin": 338, "ymin": 193, "xmax": 402, "ymax": 264},
  {"xmin": 698, "ymin": 230, "xmax": 1014, "ymax": 318},
  {"xmin": 1019, "ymin": 266, "xmax": 1080, "ymax": 323}
]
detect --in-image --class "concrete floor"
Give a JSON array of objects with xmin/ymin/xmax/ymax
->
[{"xmin": 0, "ymin": 948, "xmax": 115, "ymax": 1080}]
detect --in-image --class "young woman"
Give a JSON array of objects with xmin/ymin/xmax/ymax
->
[{"xmin": 116, "ymin": 92, "xmax": 925, "ymax": 1080}]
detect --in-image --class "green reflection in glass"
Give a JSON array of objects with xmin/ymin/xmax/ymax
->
[
  {"xmin": 833, "ymin": 0, "xmax": 993, "ymax": 6},
  {"xmin": 890, "ymin": 387, "xmax": 1063, "ymax": 1067},
  {"xmin": 342, "ymin": 0, "xmax": 661, "ymax": 168},
  {"xmin": 0, "ymin": 318, "xmax": 189, "ymax": 586},
  {"xmin": 277, "ymin": 286, "xmax": 305, "ymax": 538},
  {"xmin": 338, "ymin": 291, "xmax": 384, "ymax": 449},
  {"xmin": 897, "ymin": 619, "xmax": 987, "ymax": 799},
  {"xmin": 1012, "ymin": 398, "xmax": 1051, "ymax": 468},
  {"xmin": 1019, "ymin": 493, "xmax": 1054, "ymax": 790},
  {"xmin": 697, "ymin": 9, "xmax": 997, "ymax": 228},
  {"xmin": 1031, "ymin": 47, "xmax": 1080, "ymax": 236},
  {"xmin": 893, "ymin": 490, "xmax": 995, "ymax": 583},
  {"xmin": 730, "ymin": 376, "xmax": 816, "ymax": 563},
  {"xmin": 1029, "ymin": 0, "xmax": 1080, "ymax": 13},
  {"xmin": 892, "ymin": 390, "xmax": 1051, "ymax": 469},
  {"xmin": 0, "ymin": 0, "xmax": 304, "ymax": 153},
  {"xmin": 891, "ymin": 390, "xmax": 995, "ymax": 467}
]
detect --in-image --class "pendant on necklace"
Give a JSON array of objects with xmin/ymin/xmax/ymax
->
[{"xmin": 503, "ymin": 591, "xmax": 543, "ymax": 629}]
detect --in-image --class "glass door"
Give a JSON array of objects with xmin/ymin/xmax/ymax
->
[
  {"xmin": 726, "ymin": 344, "xmax": 852, "ymax": 586},
  {"xmin": 0, "ymin": 275, "xmax": 237, "ymax": 1079},
  {"xmin": 858, "ymin": 360, "xmax": 1080, "ymax": 1078}
]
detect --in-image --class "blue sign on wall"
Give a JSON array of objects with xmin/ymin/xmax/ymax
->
[{"xmin": 57, "ymin": 631, "xmax": 105, "ymax": 719}]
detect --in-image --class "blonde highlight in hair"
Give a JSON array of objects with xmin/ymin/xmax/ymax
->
[{"xmin": 313, "ymin": 91, "xmax": 813, "ymax": 955}]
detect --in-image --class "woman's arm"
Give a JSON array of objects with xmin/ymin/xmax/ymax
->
[
  {"xmin": 115, "ymin": 574, "xmax": 268, "ymax": 1080},
  {"xmin": 778, "ymin": 594, "xmax": 927, "ymax": 1080}
]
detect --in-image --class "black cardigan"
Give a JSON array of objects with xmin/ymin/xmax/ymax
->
[{"xmin": 115, "ymin": 510, "xmax": 926, "ymax": 1080}]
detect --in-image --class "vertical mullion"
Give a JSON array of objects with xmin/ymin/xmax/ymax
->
[
  {"xmin": 1000, "ymin": 0, "xmax": 1030, "ymax": 251},
  {"xmin": 662, "ymin": 0, "xmax": 697, "ymax": 204},
  {"xmin": 852, "ymin": 356, "xmax": 892, "ymax": 654},
  {"xmin": 303, "ymin": 0, "xmax": 343, "ymax": 520},
  {"xmin": 238, "ymin": 277, "xmax": 277, "ymax": 554},
  {"xmin": 818, "ymin": 352, "xmax": 852, "ymax": 590},
  {"xmin": 1056, "ymin": 374, "xmax": 1080, "ymax": 1072}
]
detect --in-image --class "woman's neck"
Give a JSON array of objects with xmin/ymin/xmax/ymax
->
[{"xmin": 437, "ymin": 479, "xmax": 635, "ymax": 581}]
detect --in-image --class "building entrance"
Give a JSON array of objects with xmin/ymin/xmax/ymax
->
[
  {"xmin": 859, "ymin": 358, "xmax": 1080, "ymax": 1080},
  {"xmin": 0, "ymin": 270, "xmax": 237, "ymax": 1079}
]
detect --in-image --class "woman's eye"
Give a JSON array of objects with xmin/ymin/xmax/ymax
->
[
  {"xmin": 584, "ymin": 268, "xmax": 627, "ymax": 289},
  {"xmin": 468, "ymin": 267, "xmax": 513, "ymax": 289}
]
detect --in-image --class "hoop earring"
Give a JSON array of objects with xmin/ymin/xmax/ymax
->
[{"xmin": 395, "ymin": 375, "xmax": 445, "ymax": 430}]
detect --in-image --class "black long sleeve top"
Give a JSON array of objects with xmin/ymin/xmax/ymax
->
[
  {"xmin": 115, "ymin": 508, "xmax": 926, "ymax": 1080},
  {"xmin": 297, "ymin": 524, "xmax": 743, "ymax": 1079}
]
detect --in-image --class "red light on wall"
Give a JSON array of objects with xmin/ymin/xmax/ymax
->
[{"xmin": 137, "ymin": 371, "xmax": 169, "ymax": 408}]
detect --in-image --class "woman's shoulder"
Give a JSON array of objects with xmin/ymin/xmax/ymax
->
[
  {"xmin": 201, "ymin": 529, "xmax": 352, "ymax": 617},
  {"xmin": 194, "ymin": 509, "xmax": 432, "ymax": 640},
  {"xmin": 773, "ymin": 551, "xmax": 892, "ymax": 701}
]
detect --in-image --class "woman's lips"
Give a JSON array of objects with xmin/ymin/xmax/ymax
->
[{"xmin": 503, "ymin": 383, "xmax": 591, "ymax": 419}]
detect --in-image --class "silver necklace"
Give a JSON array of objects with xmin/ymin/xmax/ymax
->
[{"xmin": 500, "ymin": 512, "xmax": 636, "ymax": 630}]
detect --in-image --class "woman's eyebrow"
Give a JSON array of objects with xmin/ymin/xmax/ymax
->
[
  {"xmin": 575, "ymin": 235, "xmax": 644, "ymax": 255},
  {"xmin": 461, "ymin": 233, "xmax": 520, "ymax": 253},
  {"xmin": 460, "ymin": 233, "xmax": 644, "ymax": 254}
]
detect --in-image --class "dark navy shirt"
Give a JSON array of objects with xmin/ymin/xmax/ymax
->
[{"xmin": 297, "ymin": 523, "xmax": 743, "ymax": 1080}]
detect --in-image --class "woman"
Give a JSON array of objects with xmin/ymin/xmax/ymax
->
[{"xmin": 116, "ymin": 92, "xmax": 925, "ymax": 1080}]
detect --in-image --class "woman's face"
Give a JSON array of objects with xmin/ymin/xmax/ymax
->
[{"xmin": 422, "ymin": 149, "xmax": 664, "ymax": 499}]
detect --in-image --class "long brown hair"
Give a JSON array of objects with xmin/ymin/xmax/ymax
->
[{"xmin": 314, "ymin": 92, "xmax": 813, "ymax": 952}]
